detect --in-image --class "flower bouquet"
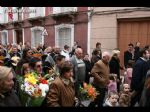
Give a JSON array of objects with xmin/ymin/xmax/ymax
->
[
  {"xmin": 18, "ymin": 72, "xmax": 53, "ymax": 107},
  {"xmin": 79, "ymin": 82, "xmax": 99, "ymax": 107}
]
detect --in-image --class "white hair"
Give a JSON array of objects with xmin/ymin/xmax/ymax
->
[
  {"xmin": 102, "ymin": 51, "xmax": 111, "ymax": 58},
  {"xmin": 112, "ymin": 50, "xmax": 120, "ymax": 56}
]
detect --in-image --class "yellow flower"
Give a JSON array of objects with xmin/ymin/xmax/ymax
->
[
  {"xmin": 24, "ymin": 73, "xmax": 31, "ymax": 78},
  {"xmin": 25, "ymin": 75, "xmax": 38, "ymax": 85}
]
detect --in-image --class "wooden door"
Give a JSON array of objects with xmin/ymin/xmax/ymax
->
[{"xmin": 118, "ymin": 19, "xmax": 150, "ymax": 68}]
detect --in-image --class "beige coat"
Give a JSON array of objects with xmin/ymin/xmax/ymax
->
[
  {"xmin": 46, "ymin": 77, "xmax": 75, "ymax": 107},
  {"xmin": 91, "ymin": 60, "xmax": 110, "ymax": 88}
]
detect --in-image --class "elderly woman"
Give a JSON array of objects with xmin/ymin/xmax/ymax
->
[
  {"xmin": 109, "ymin": 50, "xmax": 124, "ymax": 92},
  {"xmin": 0, "ymin": 66, "xmax": 21, "ymax": 106},
  {"xmin": 45, "ymin": 61, "xmax": 75, "ymax": 107}
]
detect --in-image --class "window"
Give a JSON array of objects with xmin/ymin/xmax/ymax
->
[
  {"xmin": 29, "ymin": 7, "xmax": 45, "ymax": 18},
  {"xmin": 34, "ymin": 30, "xmax": 42, "ymax": 47},
  {"xmin": 1, "ymin": 30, "xmax": 8, "ymax": 45},
  {"xmin": 0, "ymin": 7, "xmax": 8, "ymax": 23},
  {"xmin": 31, "ymin": 26, "xmax": 44, "ymax": 48},
  {"xmin": 12, "ymin": 7, "xmax": 18, "ymax": 21},
  {"xmin": 55, "ymin": 24, "xmax": 74, "ymax": 50},
  {"xmin": 53, "ymin": 7, "xmax": 77, "ymax": 14}
]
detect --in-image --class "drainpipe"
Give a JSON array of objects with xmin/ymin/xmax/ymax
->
[
  {"xmin": 12, "ymin": 29, "xmax": 15, "ymax": 44},
  {"xmin": 22, "ymin": 28, "xmax": 24, "ymax": 46},
  {"xmin": 87, "ymin": 7, "xmax": 92, "ymax": 56}
]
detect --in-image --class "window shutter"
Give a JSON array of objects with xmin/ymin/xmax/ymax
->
[
  {"xmin": 1, "ymin": 32, "xmax": 8, "ymax": 45},
  {"xmin": 34, "ymin": 30, "xmax": 42, "ymax": 47},
  {"xmin": 58, "ymin": 28, "xmax": 71, "ymax": 50}
]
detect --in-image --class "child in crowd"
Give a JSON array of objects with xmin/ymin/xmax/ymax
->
[
  {"xmin": 124, "ymin": 61, "xmax": 133, "ymax": 85},
  {"xmin": 21, "ymin": 62, "xmax": 30, "ymax": 76},
  {"xmin": 103, "ymin": 91, "xmax": 119, "ymax": 107},
  {"xmin": 119, "ymin": 84, "xmax": 131, "ymax": 107},
  {"xmin": 107, "ymin": 74, "xmax": 117, "ymax": 95}
]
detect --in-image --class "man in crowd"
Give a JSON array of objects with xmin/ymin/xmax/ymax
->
[
  {"xmin": 89, "ymin": 51, "xmax": 111, "ymax": 107},
  {"xmin": 70, "ymin": 48, "xmax": 86, "ymax": 96},
  {"xmin": 130, "ymin": 48, "xmax": 150, "ymax": 106},
  {"xmin": 92, "ymin": 42, "xmax": 102, "ymax": 59},
  {"xmin": 124, "ymin": 43, "xmax": 135, "ymax": 68},
  {"xmin": 61, "ymin": 45, "xmax": 70, "ymax": 61}
]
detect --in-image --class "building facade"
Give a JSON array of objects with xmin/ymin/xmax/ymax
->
[
  {"xmin": 0, "ymin": 7, "xmax": 89, "ymax": 53},
  {"xmin": 1, "ymin": 7, "xmax": 150, "ymax": 66},
  {"xmin": 90, "ymin": 7, "xmax": 150, "ymax": 66}
]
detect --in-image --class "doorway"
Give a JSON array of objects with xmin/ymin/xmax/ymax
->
[{"xmin": 15, "ymin": 30, "xmax": 23, "ymax": 44}]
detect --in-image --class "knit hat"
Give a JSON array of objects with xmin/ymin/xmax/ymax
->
[{"xmin": 0, "ymin": 66, "xmax": 12, "ymax": 79}]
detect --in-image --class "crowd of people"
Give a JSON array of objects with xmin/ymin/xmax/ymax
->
[{"xmin": 0, "ymin": 41, "xmax": 150, "ymax": 107}]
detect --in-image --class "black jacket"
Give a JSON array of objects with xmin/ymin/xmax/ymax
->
[
  {"xmin": 83, "ymin": 60, "xmax": 92, "ymax": 83},
  {"xmin": 131, "ymin": 58, "xmax": 149, "ymax": 91},
  {"xmin": 109, "ymin": 57, "xmax": 120, "ymax": 79},
  {"xmin": 0, "ymin": 90, "xmax": 21, "ymax": 107},
  {"xmin": 124, "ymin": 50, "xmax": 134, "ymax": 68}
]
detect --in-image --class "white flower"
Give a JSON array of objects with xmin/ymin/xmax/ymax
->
[
  {"xmin": 39, "ymin": 83, "xmax": 49, "ymax": 97},
  {"xmin": 25, "ymin": 84, "xmax": 34, "ymax": 95}
]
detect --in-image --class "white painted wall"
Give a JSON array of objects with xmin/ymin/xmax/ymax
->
[{"xmin": 91, "ymin": 7, "xmax": 150, "ymax": 54}]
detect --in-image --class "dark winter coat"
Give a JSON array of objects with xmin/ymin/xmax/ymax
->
[
  {"xmin": 109, "ymin": 57, "xmax": 120, "ymax": 79},
  {"xmin": 0, "ymin": 90, "xmax": 21, "ymax": 107},
  {"xmin": 83, "ymin": 59, "xmax": 92, "ymax": 83},
  {"xmin": 139, "ymin": 86, "xmax": 150, "ymax": 107},
  {"xmin": 131, "ymin": 58, "xmax": 149, "ymax": 91},
  {"xmin": 124, "ymin": 50, "xmax": 134, "ymax": 68},
  {"xmin": 139, "ymin": 70, "xmax": 150, "ymax": 107}
]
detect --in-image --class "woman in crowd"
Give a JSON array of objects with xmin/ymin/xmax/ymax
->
[
  {"xmin": 0, "ymin": 66, "xmax": 21, "ymax": 106},
  {"xmin": 29, "ymin": 57, "xmax": 43, "ymax": 77},
  {"xmin": 83, "ymin": 53, "xmax": 92, "ymax": 83},
  {"xmin": 15, "ymin": 48, "xmax": 33, "ymax": 75},
  {"xmin": 45, "ymin": 61, "xmax": 75, "ymax": 107},
  {"xmin": 109, "ymin": 50, "xmax": 124, "ymax": 92}
]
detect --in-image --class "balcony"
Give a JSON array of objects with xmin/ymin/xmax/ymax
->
[{"xmin": 53, "ymin": 7, "xmax": 77, "ymax": 15}]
